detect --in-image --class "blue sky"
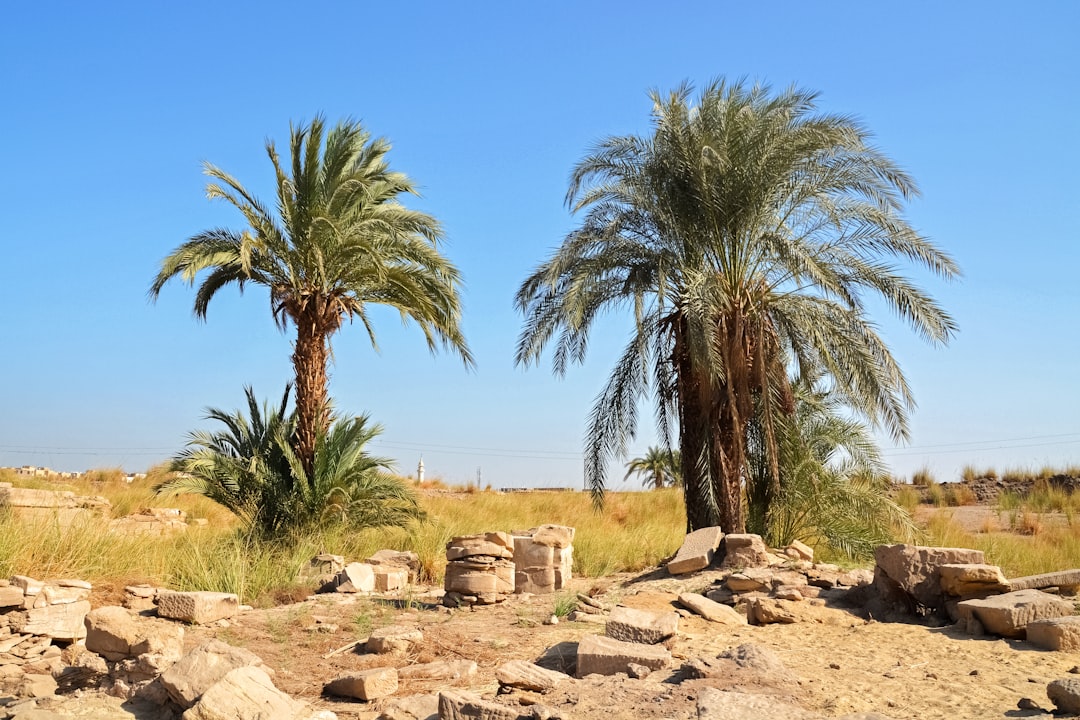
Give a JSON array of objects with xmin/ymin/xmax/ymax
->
[{"xmin": 2, "ymin": 1, "xmax": 1077, "ymax": 488}]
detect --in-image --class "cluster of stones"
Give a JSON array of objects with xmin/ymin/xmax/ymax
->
[
  {"xmin": 0, "ymin": 483, "xmax": 109, "ymax": 527},
  {"xmin": 443, "ymin": 525, "xmax": 575, "ymax": 607},
  {"xmin": 108, "ymin": 507, "xmax": 205, "ymax": 536},
  {"xmin": 0, "ymin": 575, "xmax": 92, "ymax": 698},
  {"xmin": 314, "ymin": 550, "xmax": 421, "ymax": 595}
]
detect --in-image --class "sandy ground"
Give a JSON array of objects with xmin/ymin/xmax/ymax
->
[{"xmin": 171, "ymin": 566, "xmax": 1080, "ymax": 720}]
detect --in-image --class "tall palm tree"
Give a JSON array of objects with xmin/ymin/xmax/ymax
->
[
  {"xmin": 624, "ymin": 446, "xmax": 681, "ymax": 489},
  {"xmin": 151, "ymin": 116, "xmax": 473, "ymax": 477},
  {"xmin": 516, "ymin": 79, "xmax": 958, "ymax": 533}
]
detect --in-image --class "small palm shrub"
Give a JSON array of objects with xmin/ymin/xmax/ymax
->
[{"xmin": 156, "ymin": 387, "xmax": 423, "ymax": 540}]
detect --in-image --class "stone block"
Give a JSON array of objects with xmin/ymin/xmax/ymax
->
[
  {"xmin": 325, "ymin": 666, "xmax": 399, "ymax": 701},
  {"xmin": 784, "ymin": 540, "xmax": 814, "ymax": 562},
  {"xmin": 438, "ymin": 690, "xmax": 528, "ymax": 720},
  {"xmin": 553, "ymin": 546, "xmax": 573, "ymax": 589},
  {"xmin": 445, "ymin": 532, "xmax": 514, "ymax": 560},
  {"xmin": 726, "ymin": 568, "xmax": 773, "ymax": 592},
  {"xmin": 377, "ymin": 694, "xmax": 439, "ymax": 720},
  {"xmin": 749, "ymin": 598, "xmax": 800, "ymax": 625},
  {"xmin": 576, "ymin": 634, "xmax": 671, "ymax": 677},
  {"xmin": 873, "ymin": 544, "xmax": 985, "ymax": 614},
  {"xmin": 513, "ymin": 536, "xmax": 555, "ymax": 567},
  {"xmin": 397, "ymin": 660, "xmax": 477, "ymax": 681},
  {"xmin": 368, "ymin": 550, "xmax": 421, "ymax": 581},
  {"xmin": 956, "ymin": 589, "xmax": 1074, "ymax": 638},
  {"xmin": 696, "ymin": 687, "xmax": 822, "ymax": 719},
  {"xmin": 1049, "ymin": 678, "xmax": 1080, "ymax": 715},
  {"xmin": 516, "ymin": 567, "xmax": 556, "ymax": 595},
  {"xmin": 1009, "ymin": 569, "xmax": 1080, "ymax": 592},
  {"xmin": 156, "ymin": 591, "xmax": 239, "ymax": 624},
  {"xmin": 1027, "ymin": 616, "xmax": 1080, "ymax": 651},
  {"xmin": 181, "ymin": 665, "xmax": 307, "ymax": 720},
  {"xmin": 9, "ymin": 599, "xmax": 90, "ymax": 639},
  {"xmin": 331, "ymin": 563, "xmax": 376, "ymax": 593},
  {"xmin": 677, "ymin": 593, "xmax": 747, "ymax": 625},
  {"xmin": 667, "ymin": 527, "xmax": 724, "ymax": 575},
  {"xmin": 161, "ymin": 639, "xmax": 267, "ymax": 708},
  {"xmin": 374, "ymin": 567, "xmax": 409, "ymax": 592},
  {"xmin": 605, "ymin": 606, "xmax": 678, "ymax": 645},
  {"xmin": 366, "ymin": 625, "xmax": 422, "ymax": 654},
  {"xmin": 720, "ymin": 534, "xmax": 771, "ymax": 569},
  {"xmin": 85, "ymin": 606, "xmax": 184, "ymax": 663},
  {"xmin": 444, "ymin": 559, "xmax": 514, "ymax": 596},
  {"xmin": 939, "ymin": 563, "xmax": 1009, "ymax": 596},
  {"xmin": 0, "ymin": 586, "xmax": 24, "ymax": 608},
  {"xmin": 41, "ymin": 584, "xmax": 91, "ymax": 605},
  {"xmin": 529, "ymin": 525, "xmax": 575, "ymax": 548},
  {"xmin": 495, "ymin": 660, "xmax": 570, "ymax": 691}
]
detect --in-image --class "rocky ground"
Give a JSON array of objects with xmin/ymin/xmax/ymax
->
[{"xmin": 6, "ymin": 564, "xmax": 1080, "ymax": 719}]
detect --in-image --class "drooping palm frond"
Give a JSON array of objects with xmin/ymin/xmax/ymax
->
[{"xmin": 517, "ymin": 78, "xmax": 958, "ymax": 533}]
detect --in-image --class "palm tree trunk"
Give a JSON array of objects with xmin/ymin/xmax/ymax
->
[
  {"xmin": 673, "ymin": 317, "xmax": 721, "ymax": 532},
  {"xmin": 292, "ymin": 309, "xmax": 330, "ymax": 482}
]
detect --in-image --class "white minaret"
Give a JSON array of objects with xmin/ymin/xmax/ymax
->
[{"xmin": 417, "ymin": 456, "xmax": 425, "ymax": 483}]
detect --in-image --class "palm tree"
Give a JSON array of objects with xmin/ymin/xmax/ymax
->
[
  {"xmin": 157, "ymin": 386, "xmax": 423, "ymax": 537},
  {"xmin": 516, "ymin": 79, "xmax": 958, "ymax": 533},
  {"xmin": 746, "ymin": 374, "xmax": 917, "ymax": 557},
  {"xmin": 150, "ymin": 116, "xmax": 473, "ymax": 478},
  {"xmin": 624, "ymin": 446, "xmax": 681, "ymax": 489}
]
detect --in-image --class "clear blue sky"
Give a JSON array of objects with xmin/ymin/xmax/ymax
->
[{"xmin": 2, "ymin": 1, "xmax": 1077, "ymax": 488}]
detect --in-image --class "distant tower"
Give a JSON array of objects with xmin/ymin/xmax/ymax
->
[{"xmin": 417, "ymin": 457, "xmax": 425, "ymax": 484}]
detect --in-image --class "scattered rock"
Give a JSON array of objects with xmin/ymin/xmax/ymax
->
[
  {"xmin": 1048, "ymin": 678, "xmax": 1080, "ymax": 714},
  {"xmin": 159, "ymin": 640, "xmax": 267, "ymax": 709},
  {"xmin": 325, "ymin": 666, "xmax": 399, "ymax": 701},
  {"xmin": 377, "ymin": 694, "xmax": 439, "ymax": 720},
  {"xmin": 956, "ymin": 589, "xmax": 1074, "ymax": 638},
  {"xmin": 397, "ymin": 660, "xmax": 477, "ymax": 681},
  {"xmin": 667, "ymin": 527, "xmax": 724, "ymax": 575},
  {"xmin": 872, "ymin": 545, "xmax": 984, "ymax": 616},
  {"xmin": 366, "ymin": 625, "xmax": 423, "ymax": 654},
  {"xmin": 495, "ymin": 660, "xmax": 570, "ymax": 692},
  {"xmin": 575, "ymin": 634, "xmax": 670, "ymax": 677},
  {"xmin": 605, "ymin": 606, "xmax": 678, "ymax": 645},
  {"xmin": 720, "ymin": 535, "xmax": 771, "ymax": 570},
  {"xmin": 182, "ymin": 665, "xmax": 310, "ymax": 719},
  {"xmin": 938, "ymin": 564, "xmax": 1009, "ymax": 597},
  {"xmin": 677, "ymin": 593, "xmax": 747, "ymax": 625},
  {"xmin": 1026, "ymin": 616, "xmax": 1080, "ymax": 651},
  {"xmin": 156, "ymin": 591, "xmax": 239, "ymax": 625},
  {"xmin": 438, "ymin": 689, "xmax": 528, "ymax": 720},
  {"xmin": 696, "ymin": 687, "xmax": 820, "ymax": 719},
  {"xmin": 785, "ymin": 540, "xmax": 814, "ymax": 562},
  {"xmin": 329, "ymin": 563, "xmax": 376, "ymax": 594}
]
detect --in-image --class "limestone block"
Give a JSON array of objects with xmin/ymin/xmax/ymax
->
[
  {"xmin": 331, "ymin": 563, "xmax": 376, "ymax": 593},
  {"xmin": 516, "ymin": 567, "xmax": 556, "ymax": 595},
  {"xmin": 495, "ymin": 660, "xmax": 570, "ymax": 691},
  {"xmin": 366, "ymin": 625, "xmax": 422, "ymax": 654},
  {"xmin": 157, "ymin": 591, "xmax": 239, "ymax": 624},
  {"xmin": 438, "ymin": 690, "xmax": 528, "ymax": 720},
  {"xmin": 298, "ymin": 554, "xmax": 345, "ymax": 583},
  {"xmin": 873, "ymin": 544, "xmax": 985, "ymax": 613},
  {"xmin": 1049, "ymin": 678, "xmax": 1080, "ymax": 715},
  {"xmin": 1027, "ymin": 616, "xmax": 1080, "ymax": 651},
  {"xmin": 9, "ymin": 599, "xmax": 90, "ymax": 639},
  {"xmin": 605, "ymin": 606, "xmax": 678, "ymax": 645},
  {"xmin": 0, "ymin": 586, "xmax": 24, "ymax": 608},
  {"xmin": 1009, "ymin": 569, "xmax": 1080, "ymax": 592},
  {"xmin": 784, "ymin": 540, "xmax": 814, "ymax": 562},
  {"xmin": 368, "ymin": 550, "xmax": 421, "ymax": 581},
  {"xmin": 444, "ymin": 559, "xmax": 514, "ymax": 596},
  {"xmin": 513, "ymin": 536, "xmax": 555, "ymax": 567},
  {"xmin": 553, "ymin": 546, "xmax": 573, "ymax": 589},
  {"xmin": 85, "ymin": 606, "xmax": 184, "ymax": 663},
  {"xmin": 956, "ymin": 589, "xmax": 1074, "ymax": 638},
  {"xmin": 374, "ymin": 567, "xmax": 409, "ymax": 592},
  {"xmin": 677, "ymin": 593, "xmax": 747, "ymax": 625},
  {"xmin": 377, "ymin": 694, "xmax": 439, "ymax": 720},
  {"xmin": 939, "ymin": 564, "xmax": 1010, "ymax": 597},
  {"xmin": 181, "ymin": 665, "xmax": 307, "ymax": 720},
  {"xmin": 445, "ymin": 533, "xmax": 514, "ymax": 560},
  {"xmin": 749, "ymin": 598, "xmax": 800, "ymax": 625},
  {"xmin": 576, "ymin": 634, "xmax": 671, "ymax": 677},
  {"xmin": 726, "ymin": 568, "xmax": 773, "ymax": 592},
  {"xmin": 667, "ymin": 527, "xmax": 724, "ymax": 575},
  {"xmin": 41, "ymin": 584, "xmax": 91, "ymax": 605},
  {"xmin": 161, "ymin": 640, "xmax": 267, "ymax": 709},
  {"xmin": 529, "ymin": 525, "xmax": 575, "ymax": 548},
  {"xmin": 325, "ymin": 666, "xmax": 399, "ymax": 701},
  {"xmin": 720, "ymin": 534, "xmax": 771, "ymax": 570},
  {"xmin": 397, "ymin": 659, "xmax": 477, "ymax": 681}
]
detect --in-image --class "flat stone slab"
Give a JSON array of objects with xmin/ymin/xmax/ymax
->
[
  {"xmin": 326, "ymin": 666, "xmax": 399, "ymax": 701},
  {"xmin": 495, "ymin": 660, "xmax": 570, "ymax": 691},
  {"xmin": 667, "ymin": 527, "xmax": 724, "ymax": 575},
  {"xmin": 939, "ymin": 564, "xmax": 1009, "ymax": 596},
  {"xmin": 1009, "ymin": 569, "xmax": 1080, "ymax": 592},
  {"xmin": 605, "ymin": 606, "xmax": 678, "ymax": 644},
  {"xmin": 1027, "ymin": 616, "xmax": 1080, "ymax": 651},
  {"xmin": 677, "ymin": 593, "xmax": 747, "ymax": 625},
  {"xmin": 397, "ymin": 660, "xmax": 477, "ymax": 681},
  {"xmin": 156, "ymin": 591, "xmax": 239, "ymax": 624},
  {"xmin": 957, "ymin": 589, "xmax": 1074, "ymax": 638},
  {"xmin": 576, "ymin": 634, "xmax": 671, "ymax": 677},
  {"xmin": 8, "ymin": 599, "xmax": 91, "ymax": 639}
]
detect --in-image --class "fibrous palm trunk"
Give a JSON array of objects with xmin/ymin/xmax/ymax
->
[
  {"xmin": 292, "ymin": 308, "xmax": 331, "ymax": 482},
  {"xmin": 673, "ymin": 316, "xmax": 721, "ymax": 532}
]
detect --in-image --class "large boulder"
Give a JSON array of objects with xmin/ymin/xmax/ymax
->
[
  {"xmin": 84, "ymin": 606, "xmax": 184, "ymax": 669},
  {"xmin": 956, "ymin": 589, "xmax": 1074, "ymax": 638},
  {"xmin": 872, "ymin": 544, "xmax": 985, "ymax": 616},
  {"xmin": 160, "ymin": 640, "xmax": 267, "ymax": 709},
  {"xmin": 181, "ymin": 665, "xmax": 314, "ymax": 720}
]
